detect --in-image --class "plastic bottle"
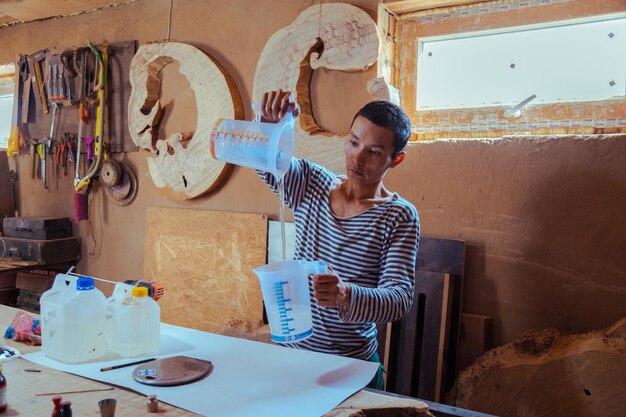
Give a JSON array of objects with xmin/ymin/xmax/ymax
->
[
  {"xmin": 60, "ymin": 400, "xmax": 72, "ymax": 417},
  {"xmin": 51, "ymin": 396, "xmax": 62, "ymax": 417},
  {"xmin": 40, "ymin": 275, "xmax": 107, "ymax": 363},
  {"xmin": 107, "ymin": 285, "xmax": 161, "ymax": 357},
  {"xmin": 0, "ymin": 363, "xmax": 6, "ymax": 413}
]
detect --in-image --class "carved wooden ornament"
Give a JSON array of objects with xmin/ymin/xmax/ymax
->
[
  {"xmin": 252, "ymin": 3, "xmax": 380, "ymax": 174},
  {"xmin": 128, "ymin": 42, "xmax": 243, "ymax": 199}
]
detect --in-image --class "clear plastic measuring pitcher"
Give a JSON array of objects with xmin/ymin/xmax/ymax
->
[
  {"xmin": 209, "ymin": 105, "xmax": 295, "ymax": 178},
  {"xmin": 253, "ymin": 260, "xmax": 326, "ymax": 343}
]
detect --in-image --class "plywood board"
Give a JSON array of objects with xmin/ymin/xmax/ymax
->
[
  {"xmin": 458, "ymin": 313, "xmax": 492, "ymax": 371},
  {"xmin": 144, "ymin": 207, "xmax": 269, "ymax": 341},
  {"xmin": 379, "ymin": 236, "xmax": 465, "ymax": 400}
]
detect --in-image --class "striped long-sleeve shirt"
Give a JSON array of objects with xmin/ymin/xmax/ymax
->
[{"xmin": 258, "ymin": 158, "xmax": 419, "ymax": 360}]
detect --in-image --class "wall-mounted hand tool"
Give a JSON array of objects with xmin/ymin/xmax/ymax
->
[
  {"xmin": 36, "ymin": 141, "xmax": 47, "ymax": 189},
  {"xmin": 40, "ymin": 102, "xmax": 59, "ymax": 188},
  {"xmin": 82, "ymin": 136, "xmax": 94, "ymax": 167},
  {"xmin": 7, "ymin": 56, "xmax": 21, "ymax": 158},
  {"xmin": 18, "ymin": 55, "xmax": 30, "ymax": 125},
  {"xmin": 30, "ymin": 140, "xmax": 37, "ymax": 179},
  {"xmin": 45, "ymin": 52, "xmax": 68, "ymax": 104},
  {"xmin": 56, "ymin": 138, "xmax": 65, "ymax": 177},
  {"xmin": 66, "ymin": 135, "xmax": 76, "ymax": 173},
  {"xmin": 60, "ymin": 49, "xmax": 77, "ymax": 103},
  {"xmin": 28, "ymin": 49, "xmax": 48, "ymax": 114},
  {"xmin": 75, "ymin": 41, "xmax": 107, "ymax": 193}
]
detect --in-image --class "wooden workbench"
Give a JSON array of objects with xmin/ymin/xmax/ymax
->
[{"xmin": 0, "ymin": 305, "xmax": 431, "ymax": 416}]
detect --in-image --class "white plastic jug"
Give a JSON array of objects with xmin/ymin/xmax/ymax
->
[
  {"xmin": 40, "ymin": 275, "xmax": 107, "ymax": 363},
  {"xmin": 253, "ymin": 260, "xmax": 326, "ymax": 343},
  {"xmin": 209, "ymin": 106, "xmax": 295, "ymax": 178},
  {"xmin": 106, "ymin": 283, "xmax": 160, "ymax": 357}
]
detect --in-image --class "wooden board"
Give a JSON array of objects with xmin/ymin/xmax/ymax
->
[
  {"xmin": 0, "ymin": 0, "xmax": 123, "ymax": 22},
  {"xmin": 252, "ymin": 3, "xmax": 379, "ymax": 174},
  {"xmin": 458, "ymin": 313, "xmax": 492, "ymax": 372},
  {"xmin": 386, "ymin": 271, "xmax": 451, "ymax": 401},
  {"xmin": 128, "ymin": 42, "xmax": 243, "ymax": 200},
  {"xmin": 379, "ymin": 236, "xmax": 465, "ymax": 401},
  {"xmin": 385, "ymin": 0, "xmax": 488, "ymax": 15},
  {"xmin": 144, "ymin": 207, "xmax": 269, "ymax": 341},
  {"xmin": 325, "ymin": 390, "xmax": 430, "ymax": 417}
]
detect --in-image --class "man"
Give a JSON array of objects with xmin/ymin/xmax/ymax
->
[{"xmin": 258, "ymin": 90, "xmax": 419, "ymax": 389}]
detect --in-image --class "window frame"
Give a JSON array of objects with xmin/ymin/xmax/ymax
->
[
  {"xmin": 0, "ymin": 63, "xmax": 16, "ymax": 150},
  {"xmin": 395, "ymin": 0, "xmax": 626, "ymax": 140}
]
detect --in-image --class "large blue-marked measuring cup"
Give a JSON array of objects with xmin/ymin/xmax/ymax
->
[
  {"xmin": 253, "ymin": 260, "xmax": 326, "ymax": 343},
  {"xmin": 209, "ymin": 105, "xmax": 295, "ymax": 178}
]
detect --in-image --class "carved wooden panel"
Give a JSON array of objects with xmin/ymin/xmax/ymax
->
[
  {"xmin": 252, "ymin": 3, "xmax": 380, "ymax": 174},
  {"xmin": 128, "ymin": 42, "xmax": 243, "ymax": 200}
]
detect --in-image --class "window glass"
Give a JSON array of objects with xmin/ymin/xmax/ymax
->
[
  {"xmin": 0, "ymin": 95, "xmax": 13, "ymax": 149},
  {"xmin": 0, "ymin": 63, "xmax": 15, "ymax": 149},
  {"xmin": 417, "ymin": 15, "xmax": 626, "ymax": 110}
]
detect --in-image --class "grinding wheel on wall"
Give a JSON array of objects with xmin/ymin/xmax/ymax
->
[
  {"xmin": 100, "ymin": 160, "xmax": 122, "ymax": 188},
  {"xmin": 106, "ymin": 163, "xmax": 138, "ymax": 206}
]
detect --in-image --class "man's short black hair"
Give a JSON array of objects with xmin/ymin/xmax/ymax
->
[{"xmin": 351, "ymin": 101, "xmax": 412, "ymax": 157}]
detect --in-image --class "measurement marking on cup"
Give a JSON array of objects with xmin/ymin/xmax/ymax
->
[{"xmin": 274, "ymin": 281, "xmax": 297, "ymax": 335}]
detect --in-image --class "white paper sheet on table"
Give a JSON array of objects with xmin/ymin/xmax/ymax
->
[{"xmin": 24, "ymin": 323, "xmax": 378, "ymax": 417}]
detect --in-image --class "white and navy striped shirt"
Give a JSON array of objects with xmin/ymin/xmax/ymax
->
[{"xmin": 258, "ymin": 158, "xmax": 419, "ymax": 360}]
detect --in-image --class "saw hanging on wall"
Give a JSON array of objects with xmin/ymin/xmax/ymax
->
[{"xmin": 73, "ymin": 41, "xmax": 108, "ymax": 222}]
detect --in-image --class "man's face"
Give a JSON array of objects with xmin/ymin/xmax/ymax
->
[{"xmin": 344, "ymin": 116, "xmax": 402, "ymax": 186}]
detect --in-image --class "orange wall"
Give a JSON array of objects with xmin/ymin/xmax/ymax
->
[{"xmin": 1, "ymin": 0, "xmax": 624, "ymax": 347}]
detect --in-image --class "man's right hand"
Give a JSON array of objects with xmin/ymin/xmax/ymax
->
[{"xmin": 261, "ymin": 89, "xmax": 299, "ymax": 123}]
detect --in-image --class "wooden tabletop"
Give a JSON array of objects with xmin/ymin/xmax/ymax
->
[{"xmin": 0, "ymin": 305, "xmax": 429, "ymax": 416}]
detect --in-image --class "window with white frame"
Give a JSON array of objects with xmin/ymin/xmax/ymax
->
[
  {"xmin": 0, "ymin": 64, "xmax": 16, "ymax": 149},
  {"xmin": 394, "ymin": 0, "xmax": 626, "ymax": 140}
]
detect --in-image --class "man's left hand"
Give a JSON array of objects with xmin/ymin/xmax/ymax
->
[{"xmin": 313, "ymin": 271, "xmax": 351, "ymax": 308}]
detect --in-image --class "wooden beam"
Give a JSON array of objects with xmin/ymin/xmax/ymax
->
[
  {"xmin": 0, "ymin": 0, "xmax": 122, "ymax": 22},
  {"xmin": 384, "ymin": 0, "xmax": 492, "ymax": 15}
]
